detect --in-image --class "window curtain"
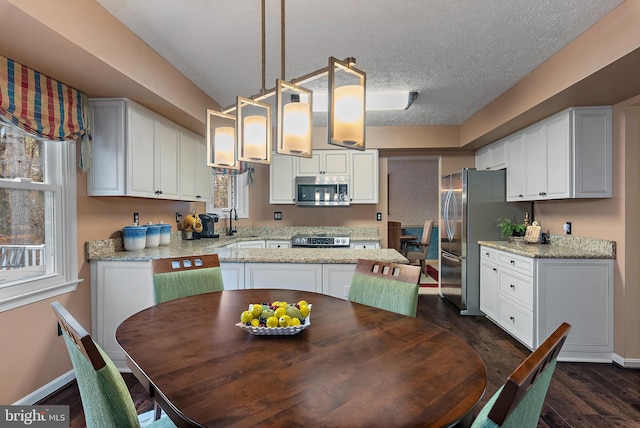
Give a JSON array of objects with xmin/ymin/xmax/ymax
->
[
  {"xmin": 0, "ymin": 54, "xmax": 91, "ymax": 170},
  {"xmin": 213, "ymin": 163, "xmax": 254, "ymax": 186}
]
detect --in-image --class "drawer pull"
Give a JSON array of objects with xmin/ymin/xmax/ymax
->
[
  {"xmin": 510, "ymin": 260, "xmax": 515, "ymax": 265},
  {"xmin": 485, "ymin": 252, "xmax": 489, "ymax": 256},
  {"xmin": 509, "ymin": 316, "xmax": 515, "ymax": 322},
  {"xmin": 510, "ymin": 284, "xmax": 515, "ymax": 289},
  {"xmin": 492, "ymin": 268, "xmax": 497, "ymax": 272}
]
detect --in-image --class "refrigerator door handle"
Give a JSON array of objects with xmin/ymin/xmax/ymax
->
[
  {"xmin": 441, "ymin": 251, "xmax": 462, "ymax": 263},
  {"xmin": 445, "ymin": 189, "xmax": 455, "ymax": 242},
  {"xmin": 449, "ymin": 189, "xmax": 458, "ymax": 241}
]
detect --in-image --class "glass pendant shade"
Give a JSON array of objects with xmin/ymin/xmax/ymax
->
[
  {"xmin": 328, "ymin": 57, "xmax": 366, "ymax": 150},
  {"xmin": 206, "ymin": 109, "xmax": 238, "ymax": 169},
  {"xmin": 276, "ymin": 79, "xmax": 313, "ymax": 157},
  {"xmin": 333, "ymin": 85, "xmax": 364, "ymax": 143},
  {"xmin": 237, "ymin": 96, "xmax": 271, "ymax": 164}
]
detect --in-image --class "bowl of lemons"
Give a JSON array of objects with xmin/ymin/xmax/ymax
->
[{"xmin": 236, "ymin": 300, "xmax": 311, "ymax": 336}]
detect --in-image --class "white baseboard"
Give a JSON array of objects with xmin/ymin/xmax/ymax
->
[
  {"xmin": 14, "ymin": 370, "xmax": 76, "ymax": 405},
  {"xmin": 612, "ymin": 353, "xmax": 640, "ymax": 368}
]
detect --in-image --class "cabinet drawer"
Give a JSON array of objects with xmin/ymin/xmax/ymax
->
[
  {"xmin": 498, "ymin": 296, "xmax": 534, "ymax": 348},
  {"xmin": 498, "ymin": 251, "xmax": 534, "ymax": 276},
  {"xmin": 498, "ymin": 268, "xmax": 534, "ymax": 310},
  {"xmin": 480, "ymin": 246, "xmax": 498, "ymax": 262}
]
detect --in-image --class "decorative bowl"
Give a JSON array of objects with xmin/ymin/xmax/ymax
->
[{"xmin": 236, "ymin": 304, "xmax": 311, "ymax": 336}]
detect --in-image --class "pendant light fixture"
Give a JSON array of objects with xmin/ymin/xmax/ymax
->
[
  {"xmin": 328, "ymin": 57, "xmax": 366, "ymax": 150},
  {"xmin": 275, "ymin": 0, "xmax": 313, "ymax": 158},
  {"xmin": 206, "ymin": 110, "xmax": 237, "ymax": 169},
  {"xmin": 206, "ymin": 0, "xmax": 367, "ymax": 169}
]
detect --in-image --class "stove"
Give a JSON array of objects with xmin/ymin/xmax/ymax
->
[{"xmin": 291, "ymin": 234, "xmax": 351, "ymax": 248}]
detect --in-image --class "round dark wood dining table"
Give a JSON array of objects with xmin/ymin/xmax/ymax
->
[{"xmin": 116, "ymin": 290, "xmax": 487, "ymax": 428}]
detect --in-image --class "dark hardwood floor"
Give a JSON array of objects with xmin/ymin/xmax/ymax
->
[{"xmin": 38, "ymin": 294, "xmax": 640, "ymax": 427}]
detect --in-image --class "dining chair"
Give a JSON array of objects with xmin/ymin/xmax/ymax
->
[
  {"xmin": 402, "ymin": 220, "xmax": 433, "ymax": 276},
  {"xmin": 470, "ymin": 322, "xmax": 572, "ymax": 428},
  {"xmin": 50, "ymin": 301, "xmax": 176, "ymax": 428},
  {"xmin": 348, "ymin": 259, "xmax": 421, "ymax": 317},
  {"xmin": 151, "ymin": 254, "xmax": 224, "ymax": 304}
]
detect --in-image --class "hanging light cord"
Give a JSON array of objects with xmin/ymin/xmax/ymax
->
[
  {"xmin": 281, "ymin": 0, "xmax": 285, "ymax": 81},
  {"xmin": 261, "ymin": 0, "xmax": 266, "ymax": 94}
]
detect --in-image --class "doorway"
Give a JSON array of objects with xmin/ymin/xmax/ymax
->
[{"xmin": 387, "ymin": 156, "xmax": 440, "ymax": 285}]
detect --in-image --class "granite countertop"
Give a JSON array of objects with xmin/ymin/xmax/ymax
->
[
  {"xmin": 85, "ymin": 226, "xmax": 400, "ymax": 264},
  {"xmin": 478, "ymin": 234, "xmax": 616, "ymax": 259}
]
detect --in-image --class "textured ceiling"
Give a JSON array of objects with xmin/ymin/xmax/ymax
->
[{"xmin": 95, "ymin": 0, "xmax": 623, "ymax": 126}]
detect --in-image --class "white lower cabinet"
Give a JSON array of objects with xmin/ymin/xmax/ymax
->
[
  {"xmin": 479, "ymin": 246, "xmax": 613, "ymax": 362},
  {"xmin": 350, "ymin": 241, "xmax": 380, "ymax": 249},
  {"xmin": 236, "ymin": 240, "xmax": 266, "ymax": 249},
  {"xmin": 323, "ymin": 264, "xmax": 356, "ymax": 300},
  {"xmin": 266, "ymin": 240, "xmax": 292, "ymax": 248},
  {"xmin": 244, "ymin": 263, "xmax": 322, "ymax": 292}
]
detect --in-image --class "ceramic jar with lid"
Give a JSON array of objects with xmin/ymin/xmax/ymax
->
[
  {"xmin": 158, "ymin": 222, "xmax": 171, "ymax": 245},
  {"xmin": 145, "ymin": 223, "xmax": 162, "ymax": 248},
  {"xmin": 122, "ymin": 225, "xmax": 147, "ymax": 251}
]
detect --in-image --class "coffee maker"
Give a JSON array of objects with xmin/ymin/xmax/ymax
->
[{"xmin": 195, "ymin": 213, "xmax": 219, "ymax": 238}]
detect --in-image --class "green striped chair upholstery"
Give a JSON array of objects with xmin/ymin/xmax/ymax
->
[
  {"xmin": 151, "ymin": 254, "xmax": 224, "ymax": 304},
  {"xmin": 51, "ymin": 301, "xmax": 176, "ymax": 428},
  {"xmin": 471, "ymin": 322, "xmax": 571, "ymax": 428},
  {"xmin": 348, "ymin": 259, "xmax": 421, "ymax": 317}
]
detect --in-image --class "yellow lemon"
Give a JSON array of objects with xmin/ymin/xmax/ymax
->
[
  {"xmin": 277, "ymin": 301, "xmax": 288, "ymax": 309},
  {"xmin": 278, "ymin": 315, "xmax": 292, "ymax": 327},
  {"xmin": 291, "ymin": 318, "xmax": 301, "ymax": 326},
  {"xmin": 297, "ymin": 300, "xmax": 308, "ymax": 307},
  {"xmin": 251, "ymin": 304, "xmax": 262, "ymax": 317},
  {"xmin": 266, "ymin": 316, "xmax": 279, "ymax": 328},
  {"xmin": 240, "ymin": 310, "xmax": 254, "ymax": 324},
  {"xmin": 299, "ymin": 304, "xmax": 310, "ymax": 318},
  {"xmin": 271, "ymin": 301, "xmax": 281, "ymax": 308},
  {"xmin": 250, "ymin": 318, "xmax": 260, "ymax": 327},
  {"xmin": 274, "ymin": 307, "xmax": 287, "ymax": 318}
]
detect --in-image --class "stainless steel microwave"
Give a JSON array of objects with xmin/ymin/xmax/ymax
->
[{"xmin": 295, "ymin": 176, "xmax": 350, "ymax": 206}]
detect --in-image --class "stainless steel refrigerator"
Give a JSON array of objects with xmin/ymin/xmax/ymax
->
[{"xmin": 440, "ymin": 168, "xmax": 527, "ymax": 315}]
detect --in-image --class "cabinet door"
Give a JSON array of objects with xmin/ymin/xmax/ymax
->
[
  {"xmin": 350, "ymin": 150, "xmax": 379, "ymax": 203},
  {"xmin": 480, "ymin": 259, "xmax": 498, "ymax": 320},
  {"xmin": 350, "ymin": 241, "xmax": 380, "ymax": 249},
  {"xmin": 490, "ymin": 140, "xmax": 507, "ymax": 170},
  {"xmin": 573, "ymin": 107, "xmax": 612, "ymax": 198},
  {"xmin": 523, "ymin": 124, "xmax": 546, "ymax": 200},
  {"xmin": 475, "ymin": 147, "xmax": 490, "ymax": 170},
  {"xmin": 155, "ymin": 119, "xmax": 180, "ymax": 199},
  {"xmin": 323, "ymin": 264, "xmax": 356, "ymax": 300},
  {"xmin": 245, "ymin": 263, "xmax": 322, "ymax": 292},
  {"xmin": 195, "ymin": 140, "xmax": 212, "ymax": 202},
  {"xmin": 296, "ymin": 153, "xmax": 322, "ymax": 176},
  {"xmin": 269, "ymin": 153, "xmax": 296, "ymax": 204},
  {"xmin": 179, "ymin": 129, "xmax": 199, "ymax": 201},
  {"xmin": 88, "ymin": 100, "xmax": 126, "ymax": 195},
  {"xmin": 266, "ymin": 240, "xmax": 291, "ymax": 248},
  {"xmin": 127, "ymin": 105, "xmax": 156, "ymax": 197},
  {"xmin": 544, "ymin": 113, "xmax": 571, "ymax": 199},
  {"xmin": 506, "ymin": 134, "xmax": 526, "ymax": 201},
  {"xmin": 220, "ymin": 262, "xmax": 245, "ymax": 290},
  {"xmin": 323, "ymin": 151, "xmax": 349, "ymax": 175}
]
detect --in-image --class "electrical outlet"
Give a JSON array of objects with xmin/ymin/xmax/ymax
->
[
  {"xmin": 564, "ymin": 221, "xmax": 572, "ymax": 235},
  {"xmin": 176, "ymin": 212, "xmax": 182, "ymax": 223},
  {"xmin": 376, "ymin": 212, "xmax": 382, "ymax": 221},
  {"xmin": 274, "ymin": 211, "xmax": 282, "ymax": 220},
  {"xmin": 133, "ymin": 212, "xmax": 139, "ymax": 225}
]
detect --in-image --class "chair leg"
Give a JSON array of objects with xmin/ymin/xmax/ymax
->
[
  {"xmin": 419, "ymin": 259, "xmax": 427, "ymax": 277},
  {"xmin": 153, "ymin": 402, "xmax": 162, "ymax": 421}
]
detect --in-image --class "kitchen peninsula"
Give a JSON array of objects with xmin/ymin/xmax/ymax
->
[{"xmin": 87, "ymin": 226, "xmax": 406, "ymax": 370}]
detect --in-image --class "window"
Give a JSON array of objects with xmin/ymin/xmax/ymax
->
[
  {"xmin": 206, "ymin": 172, "xmax": 249, "ymax": 220},
  {"xmin": 0, "ymin": 123, "xmax": 78, "ymax": 312}
]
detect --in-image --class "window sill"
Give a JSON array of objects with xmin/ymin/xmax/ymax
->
[{"xmin": 0, "ymin": 278, "xmax": 83, "ymax": 313}]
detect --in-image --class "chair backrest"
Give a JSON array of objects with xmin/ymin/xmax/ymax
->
[
  {"xmin": 151, "ymin": 254, "xmax": 224, "ymax": 304},
  {"xmin": 405, "ymin": 220, "xmax": 433, "ymax": 258},
  {"xmin": 0, "ymin": 246, "xmax": 25, "ymax": 270},
  {"xmin": 348, "ymin": 259, "xmax": 421, "ymax": 317},
  {"xmin": 471, "ymin": 322, "xmax": 572, "ymax": 427},
  {"xmin": 387, "ymin": 221, "xmax": 402, "ymax": 252},
  {"xmin": 51, "ymin": 301, "xmax": 141, "ymax": 428}
]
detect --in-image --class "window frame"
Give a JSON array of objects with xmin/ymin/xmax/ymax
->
[
  {"xmin": 206, "ymin": 173, "xmax": 249, "ymax": 220},
  {"xmin": 0, "ymin": 137, "xmax": 79, "ymax": 312}
]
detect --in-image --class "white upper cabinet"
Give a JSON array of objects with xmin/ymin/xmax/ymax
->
[
  {"xmin": 505, "ymin": 106, "xmax": 612, "ymax": 202},
  {"xmin": 269, "ymin": 149, "xmax": 379, "ymax": 205},
  {"xmin": 179, "ymin": 128, "xmax": 212, "ymax": 203},
  {"xmin": 269, "ymin": 153, "xmax": 296, "ymax": 204},
  {"xmin": 475, "ymin": 139, "xmax": 506, "ymax": 171},
  {"xmin": 88, "ymin": 98, "xmax": 208, "ymax": 201},
  {"xmin": 296, "ymin": 151, "xmax": 350, "ymax": 176}
]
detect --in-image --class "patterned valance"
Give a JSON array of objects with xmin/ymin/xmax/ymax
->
[
  {"xmin": 0, "ymin": 54, "xmax": 89, "ymax": 142},
  {"xmin": 213, "ymin": 162, "xmax": 254, "ymax": 176}
]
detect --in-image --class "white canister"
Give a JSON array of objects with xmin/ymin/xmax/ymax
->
[
  {"xmin": 122, "ymin": 225, "xmax": 147, "ymax": 251},
  {"xmin": 158, "ymin": 222, "xmax": 171, "ymax": 245},
  {"xmin": 145, "ymin": 223, "xmax": 162, "ymax": 248}
]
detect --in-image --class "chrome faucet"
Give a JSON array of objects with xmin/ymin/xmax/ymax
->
[{"xmin": 227, "ymin": 207, "xmax": 238, "ymax": 236}]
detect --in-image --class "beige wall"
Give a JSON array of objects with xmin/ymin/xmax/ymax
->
[{"xmin": 1, "ymin": 0, "xmax": 639, "ymax": 405}]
